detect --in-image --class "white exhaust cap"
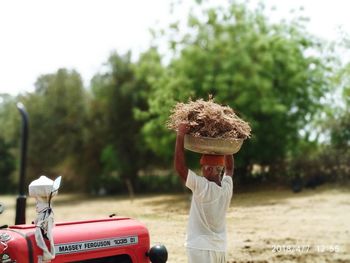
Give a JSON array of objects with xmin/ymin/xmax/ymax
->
[{"xmin": 29, "ymin": 175, "xmax": 61, "ymax": 197}]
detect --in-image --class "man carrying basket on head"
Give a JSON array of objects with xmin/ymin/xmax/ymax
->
[{"xmin": 174, "ymin": 123, "xmax": 234, "ymax": 263}]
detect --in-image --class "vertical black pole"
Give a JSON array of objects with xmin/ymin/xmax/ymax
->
[{"xmin": 15, "ymin": 102, "xmax": 29, "ymax": 225}]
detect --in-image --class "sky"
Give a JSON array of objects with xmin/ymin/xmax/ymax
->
[{"xmin": 0, "ymin": 0, "xmax": 349, "ymax": 96}]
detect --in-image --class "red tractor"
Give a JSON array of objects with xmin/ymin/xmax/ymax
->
[{"xmin": 0, "ymin": 103, "xmax": 168, "ymax": 263}]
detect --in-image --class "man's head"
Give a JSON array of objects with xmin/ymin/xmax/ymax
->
[{"xmin": 200, "ymin": 154, "xmax": 225, "ymax": 182}]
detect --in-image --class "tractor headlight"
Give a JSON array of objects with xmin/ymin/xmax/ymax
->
[{"xmin": 148, "ymin": 244, "xmax": 168, "ymax": 263}]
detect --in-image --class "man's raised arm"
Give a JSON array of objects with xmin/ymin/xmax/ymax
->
[{"xmin": 174, "ymin": 123, "xmax": 189, "ymax": 182}]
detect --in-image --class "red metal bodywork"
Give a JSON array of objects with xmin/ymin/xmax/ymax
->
[{"xmin": 0, "ymin": 217, "xmax": 151, "ymax": 262}]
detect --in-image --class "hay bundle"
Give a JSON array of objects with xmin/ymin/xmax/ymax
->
[{"xmin": 167, "ymin": 97, "xmax": 251, "ymax": 139}]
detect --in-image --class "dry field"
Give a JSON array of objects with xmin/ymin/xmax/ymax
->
[{"xmin": 1, "ymin": 185, "xmax": 349, "ymax": 262}]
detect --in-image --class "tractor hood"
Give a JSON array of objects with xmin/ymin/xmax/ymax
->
[{"xmin": 0, "ymin": 217, "xmax": 151, "ymax": 263}]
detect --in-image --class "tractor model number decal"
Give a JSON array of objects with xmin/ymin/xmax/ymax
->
[{"xmin": 55, "ymin": 236, "xmax": 138, "ymax": 255}]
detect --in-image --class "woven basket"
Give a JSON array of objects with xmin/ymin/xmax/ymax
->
[{"xmin": 184, "ymin": 134, "xmax": 244, "ymax": 155}]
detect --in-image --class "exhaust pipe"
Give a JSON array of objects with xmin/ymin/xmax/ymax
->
[{"xmin": 15, "ymin": 102, "xmax": 29, "ymax": 225}]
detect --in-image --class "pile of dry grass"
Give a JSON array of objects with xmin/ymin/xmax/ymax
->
[{"xmin": 167, "ymin": 97, "xmax": 251, "ymax": 139}]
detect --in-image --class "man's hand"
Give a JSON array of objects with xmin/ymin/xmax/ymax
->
[{"xmin": 177, "ymin": 123, "xmax": 190, "ymax": 136}]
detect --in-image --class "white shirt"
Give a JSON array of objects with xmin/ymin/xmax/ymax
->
[{"xmin": 185, "ymin": 169, "xmax": 233, "ymax": 252}]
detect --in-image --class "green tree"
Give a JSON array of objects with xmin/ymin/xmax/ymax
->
[
  {"xmin": 22, "ymin": 68, "xmax": 87, "ymax": 189},
  {"xmin": 89, "ymin": 52, "xmax": 156, "ymax": 194},
  {"xmin": 0, "ymin": 94, "xmax": 19, "ymax": 192},
  {"xmin": 320, "ymin": 59, "xmax": 350, "ymax": 182},
  {"xmin": 329, "ymin": 62, "xmax": 350, "ymax": 147},
  {"xmin": 0, "ymin": 94, "xmax": 20, "ymax": 144},
  {"xmin": 139, "ymin": 2, "xmax": 331, "ymax": 178},
  {"xmin": 0, "ymin": 137, "xmax": 15, "ymax": 193}
]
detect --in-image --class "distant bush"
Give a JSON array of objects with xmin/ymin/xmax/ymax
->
[
  {"xmin": 88, "ymin": 173, "xmax": 184, "ymax": 195},
  {"xmin": 0, "ymin": 138, "xmax": 15, "ymax": 193},
  {"xmin": 138, "ymin": 174, "xmax": 184, "ymax": 193}
]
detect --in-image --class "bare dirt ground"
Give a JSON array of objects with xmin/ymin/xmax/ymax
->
[{"xmin": 1, "ymin": 184, "xmax": 349, "ymax": 262}]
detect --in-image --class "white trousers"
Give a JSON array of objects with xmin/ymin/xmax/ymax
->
[{"xmin": 186, "ymin": 248, "xmax": 226, "ymax": 263}]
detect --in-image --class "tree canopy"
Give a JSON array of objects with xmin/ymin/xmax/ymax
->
[
  {"xmin": 0, "ymin": 2, "xmax": 348, "ymax": 193},
  {"xmin": 139, "ymin": 3, "xmax": 331, "ymax": 177}
]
